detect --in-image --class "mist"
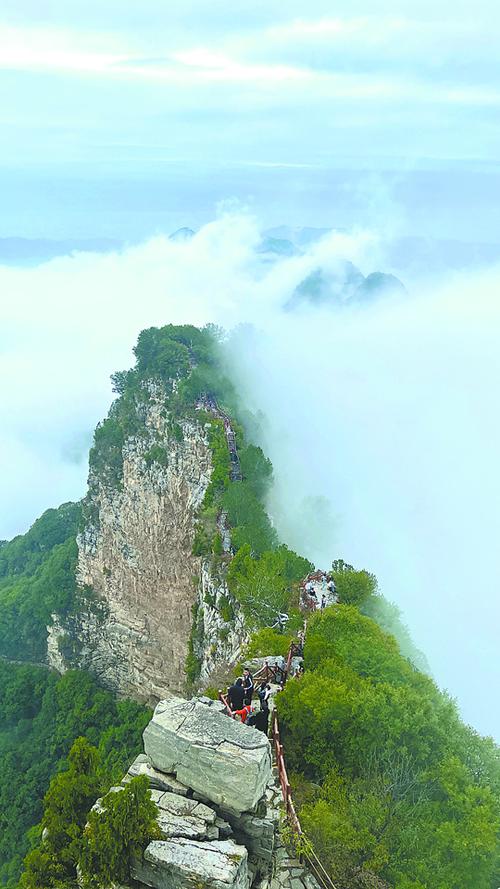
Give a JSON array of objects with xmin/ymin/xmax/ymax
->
[{"xmin": 0, "ymin": 213, "xmax": 498, "ymax": 740}]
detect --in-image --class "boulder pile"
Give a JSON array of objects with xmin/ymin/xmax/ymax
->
[
  {"xmin": 119, "ymin": 696, "xmax": 277, "ymax": 889},
  {"xmin": 96, "ymin": 695, "xmax": 322, "ymax": 889}
]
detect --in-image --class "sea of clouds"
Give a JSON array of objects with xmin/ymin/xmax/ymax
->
[{"xmin": 0, "ymin": 211, "xmax": 499, "ymax": 739}]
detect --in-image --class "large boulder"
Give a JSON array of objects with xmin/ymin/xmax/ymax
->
[
  {"xmin": 131, "ymin": 838, "xmax": 248, "ymax": 889},
  {"xmin": 143, "ymin": 698, "xmax": 272, "ymax": 815}
]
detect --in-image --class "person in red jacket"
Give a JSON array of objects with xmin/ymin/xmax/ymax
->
[{"xmin": 233, "ymin": 704, "xmax": 254, "ymax": 723}]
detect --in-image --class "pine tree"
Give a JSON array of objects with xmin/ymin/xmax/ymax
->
[{"xmin": 79, "ymin": 775, "xmax": 160, "ymax": 888}]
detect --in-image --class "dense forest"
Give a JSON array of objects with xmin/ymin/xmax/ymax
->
[
  {"xmin": 0, "ymin": 662, "xmax": 150, "ymax": 886},
  {"xmin": 0, "ymin": 503, "xmax": 80, "ymax": 662},
  {"xmin": 278, "ymin": 595, "xmax": 500, "ymax": 888}
]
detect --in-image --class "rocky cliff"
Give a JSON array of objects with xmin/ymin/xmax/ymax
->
[
  {"xmin": 45, "ymin": 326, "xmax": 250, "ymax": 703},
  {"xmin": 73, "ymin": 399, "xmax": 212, "ymax": 700}
]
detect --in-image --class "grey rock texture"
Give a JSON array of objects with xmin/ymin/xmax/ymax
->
[
  {"xmin": 123, "ymin": 754, "xmax": 189, "ymax": 795},
  {"xmin": 196, "ymin": 559, "xmax": 247, "ymax": 682},
  {"xmin": 152, "ymin": 790, "xmax": 218, "ymax": 840},
  {"xmin": 49, "ymin": 384, "xmax": 248, "ymax": 703},
  {"xmin": 143, "ymin": 697, "xmax": 272, "ymax": 815},
  {"xmin": 71, "ymin": 396, "xmax": 212, "ymax": 702},
  {"xmin": 131, "ymin": 837, "xmax": 249, "ymax": 889},
  {"xmin": 46, "ymin": 613, "xmax": 68, "ymax": 674}
]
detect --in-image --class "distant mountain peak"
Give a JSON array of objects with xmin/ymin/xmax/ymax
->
[{"xmin": 169, "ymin": 227, "xmax": 196, "ymax": 241}]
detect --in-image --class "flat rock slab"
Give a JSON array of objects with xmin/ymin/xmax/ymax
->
[
  {"xmin": 156, "ymin": 810, "xmax": 215, "ymax": 840},
  {"xmin": 132, "ymin": 837, "xmax": 249, "ymax": 889},
  {"xmin": 152, "ymin": 790, "xmax": 217, "ymax": 824},
  {"xmin": 143, "ymin": 698, "xmax": 272, "ymax": 815},
  {"xmin": 124, "ymin": 754, "xmax": 189, "ymax": 795}
]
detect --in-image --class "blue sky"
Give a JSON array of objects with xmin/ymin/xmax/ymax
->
[{"xmin": 1, "ymin": 2, "xmax": 500, "ymax": 240}]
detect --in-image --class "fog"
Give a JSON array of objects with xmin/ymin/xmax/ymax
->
[{"xmin": 0, "ymin": 213, "xmax": 498, "ymax": 739}]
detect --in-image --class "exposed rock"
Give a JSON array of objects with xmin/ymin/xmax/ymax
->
[
  {"xmin": 123, "ymin": 754, "xmax": 189, "ymax": 795},
  {"xmin": 143, "ymin": 697, "xmax": 272, "ymax": 814},
  {"xmin": 131, "ymin": 838, "xmax": 249, "ymax": 889},
  {"xmin": 152, "ymin": 790, "xmax": 217, "ymax": 824},
  {"xmin": 197, "ymin": 562, "xmax": 247, "ymax": 682},
  {"xmin": 46, "ymin": 613, "xmax": 67, "ymax": 674},
  {"xmin": 71, "ymin": 401, "xmax": 214, "ymax": 702}
]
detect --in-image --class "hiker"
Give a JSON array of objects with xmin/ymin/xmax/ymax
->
[
  {"xmin": 247, "ymin": 707, "xmax": 269, "ymax": 733},
  {"xmin": 234, "ymin": 703, "xmax": 254, "ymax": 723},
  {"xmin": 321, "ymin": 573, "xmax": 327, "ymax": 589},
  {"xmin": 321, "ymin": 593, "xmax": 326, "ymax": 610},
  {"xmin": 258, "ymin": 681, "xmax": 272, "ymax": 712},
  {"xmin": 227, "ymin": 677, "xmax": 245, "ymax": 711},
  {"xmin": 327, "ymin": 579, "xmax": 336, "ymax": 596},
  {"xmin": 242, "ymin": 668, "xmax": 254, "ymax": 705}
]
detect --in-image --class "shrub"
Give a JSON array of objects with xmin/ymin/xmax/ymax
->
[
  {"xmin": 144, "ymin": 444, "xmax": 169, "ymax": 468},
  {"xmin": 244, "ymin": 628, "xmax": 293, "ymax": 659},
  {"xmin": 332, "ymin": 565, "xmax": 377, "ymax": 607},
  {"xmin": 79, "ymin": 777, "xmax": 160, "ymax": 888},
  {"xmin": 219, "ymin": 595, "xmax": 234, "ymax": 623}
]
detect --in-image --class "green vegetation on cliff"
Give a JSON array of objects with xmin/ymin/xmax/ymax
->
[
  {"xmin": 278, "ymin": 605, "xmax": 500, "ymax": 889},
  {"xmin": 88, "ymin": 324, "xmax": 227, "ymax": 490},
  {"xmin": 79, "ymin": 775, "xmax": 160, "ymax": 889},
  {"xmin": 0, "ymin": 662, "xmax": 150, "ymax": 887}
]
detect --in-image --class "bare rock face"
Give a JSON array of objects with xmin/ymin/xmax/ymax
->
[
  {"xmin": 46, "ymin": 613, "xmax": 67, "ymax": 674},
  {"xmin": 72, "ymin": 394, "xmax": 214, "ymax": 703},
  {"xmin": 132, "ymin": 838, "xmax": 249, "ymax": 889},
  {"xmin": 143, "ymin": 697, "xmax": 272, "ymax": 815},
  {"xmin": 196, "ymin": 560, "xmax": 247, "ymax": 682}
]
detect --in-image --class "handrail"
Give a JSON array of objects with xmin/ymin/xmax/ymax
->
[
  {"xmin": 272, "ymin": 708, "xmax": 339, "ymax": 889},
  {"xmin": 253, "ymin": 660, "xmax": 287, "ymax": 686},
  {"xmin": 218, "ymin": 691, "xmax": 233, "ymax": 717}
]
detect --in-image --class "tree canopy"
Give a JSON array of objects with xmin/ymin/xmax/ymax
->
[{"xmin": 278, "ymin": 607, "xmax": 500, "ymax": 889}]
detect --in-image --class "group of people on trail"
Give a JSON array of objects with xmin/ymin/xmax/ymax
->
[
  {"xmin": 303, "ymin": 572, "xmax": 337, "ymax": 610},
  {"xmin": 226, "ymin": 668, "xmax": 272, "ymax": 733}
]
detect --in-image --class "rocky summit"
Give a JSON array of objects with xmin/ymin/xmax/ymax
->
[{"xmin": 143, "ymin": 696, "xmax": 273, "ymax": 815}]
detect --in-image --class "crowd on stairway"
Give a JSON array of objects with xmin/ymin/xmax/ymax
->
[{"xmin": 225, "ymin": 669, "xmax": 273, "ymax": 732}]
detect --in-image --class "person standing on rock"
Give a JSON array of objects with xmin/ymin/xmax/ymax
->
[
  {"xmin": 242, "ymin": 668, "xmax": 254, "ymax": 705},
  {"xmin": 227, "ymin": 677, "xmax": 245, "ymax": 711}
]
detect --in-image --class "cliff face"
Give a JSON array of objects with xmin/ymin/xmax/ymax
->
[{"xmin": 48, "ymin": 386, "xmax": 243, "ymax": 703}]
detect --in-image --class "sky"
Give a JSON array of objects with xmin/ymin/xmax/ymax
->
[
  {"xmin": 1, "ymin": 2, "xmax": 500, "ymax": 240},
  {"xmin": 0, "ymin": 4, "xmax": 499, "ymax": 738}
]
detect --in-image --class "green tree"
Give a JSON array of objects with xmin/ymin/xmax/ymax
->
[
  {"xmin": 332, "ymin": 565, "xmax": 377, "ymax": 607},
  {"xmin": 278, "ymin": 608, "xmax": 500, "ymax": 889},
  {"xmin": 79, "ymin": 776, "xmax": 160, "ymax": 888},
  {"xmin": 227, "ymin": 544, "xmax": 311, "ymax": 629},
  {"xmin": 21, "ymin": 738, "xmax": 101, "ymax": 889}
]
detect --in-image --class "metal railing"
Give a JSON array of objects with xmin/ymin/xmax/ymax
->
[
  {"xmin": 272, "ymin": 707, "xmax": 340, "ymax": 889},
  {"xmin": 217, "ymin": 635, "xmax": 338, "ymax": 888}
]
